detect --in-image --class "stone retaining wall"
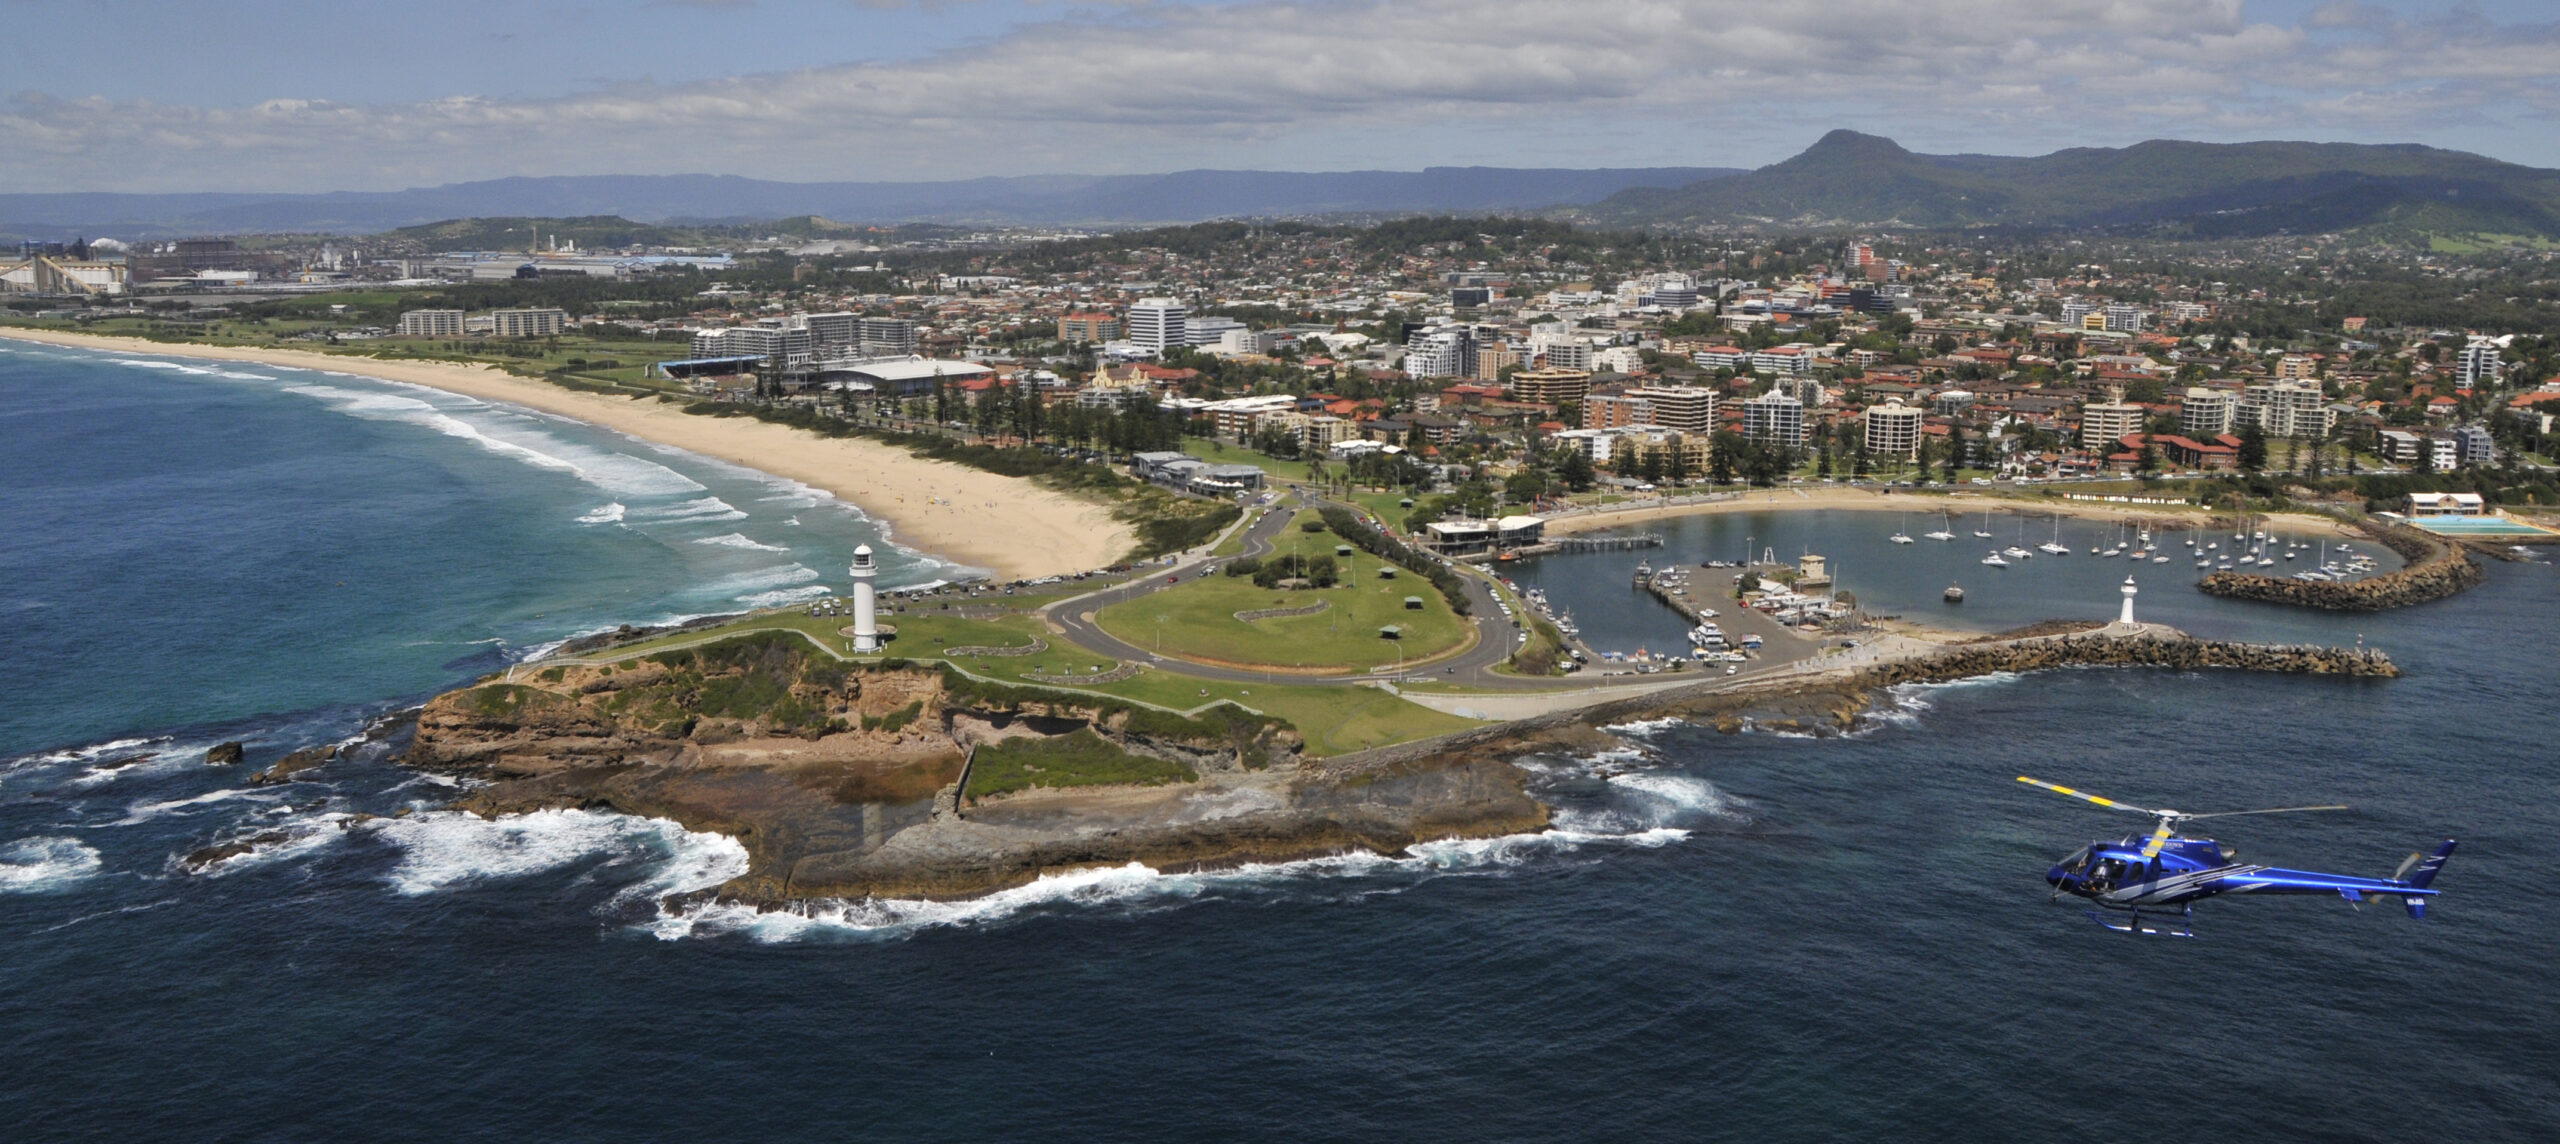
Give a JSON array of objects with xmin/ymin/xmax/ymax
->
[
  {"xmin": 945, "ymin": 637, "xmax": 1048, "ymax": 657},
  {"xmin": 1236, "ymin": 600, "xmax": 1331, "ymax": 622}
]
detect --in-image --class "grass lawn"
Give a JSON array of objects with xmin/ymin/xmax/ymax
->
[
  {"xmin": 1092, "ymin": 556, "xmax": 1471, "ymax": 672},
  {"xmin": 963, "ymin": 728, "xmax": 1194, "ymax": 801},
  {"xmin": 539, "ymin": 593, "xmax": 1490, "ymax": 757}
]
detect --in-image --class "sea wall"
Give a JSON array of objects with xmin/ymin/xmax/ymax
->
[
  {"xmin": 1323, "ymin": 630, "xmax": 2398, "ymax": 779},
  {"xmin": 1839, "ymin": 632, "xmax": 2399, "ymax": 687},
  {"xmin": 2197, "ymin": 520, "xmax": 2480, "ymax": 612}
]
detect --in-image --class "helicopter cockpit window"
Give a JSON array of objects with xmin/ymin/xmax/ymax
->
[{"xmin": 2058, "ymin": 847, "xmax": 2091, "ymax": 873}]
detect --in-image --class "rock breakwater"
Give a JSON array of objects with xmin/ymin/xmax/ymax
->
[
  {"xmin": 2199, "ymin": 521, "xmax": 2481, "ymax": 612},
  {"xmin": 1843, "ymin": 632, "xmax": 2399, "ymax": 688}
]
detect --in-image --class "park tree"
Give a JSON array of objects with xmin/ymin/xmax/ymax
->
[
  {"xmin": 2236, "ymin": 424, "xmax": 2269, "ymax": 472},
  {"xmin": 1557, "ymin": 448, "xmax": 1596, "ymax": 492}
]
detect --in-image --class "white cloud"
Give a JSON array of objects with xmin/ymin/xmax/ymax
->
[{"xmin": 3, "ymin": 0, "xmax": 2555, "ymax": 192}]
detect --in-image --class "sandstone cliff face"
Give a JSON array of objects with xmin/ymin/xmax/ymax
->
[
  {"xmin": 403, "ymin": 632, "xmax": 1538, "ymax": 903},
  {"xmin": 2198, "ymin": 521, "xmax": 2481, "ymax": 612}
]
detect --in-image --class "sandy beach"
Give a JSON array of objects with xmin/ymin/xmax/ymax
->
[
  {"xmin": 0, "ymin": 328, "xmax": 1134, "ymax": 580},
  {"xmin": 1542, "ymin": 484, "xmax": 2358, "ymax": 538}
]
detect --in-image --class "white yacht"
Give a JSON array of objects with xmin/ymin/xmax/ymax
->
[
  {"xmin": 1889, "ymin": 512, "xmax": 1914, "ymax": 544},
  {"xmin": 1982, "ymin": 551, "xmax": 2011, "ymax": 567},
  {"xmin": 1924, "ymin": 509, "xmax": 1954, "ymax": 542}
]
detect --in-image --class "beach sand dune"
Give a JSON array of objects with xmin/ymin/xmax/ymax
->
[{"xmin": 0, "ymin": 329, "xmax": 1134, "ymax": 580}]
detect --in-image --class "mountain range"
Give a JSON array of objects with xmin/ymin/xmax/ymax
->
[
  {"xmin": 0, "ymin": 168, "xmax": 1740, "ymax": 239},
  {"xmin": 1581, "ymin": 130, "xmax": 2560, "ymax": 238}
]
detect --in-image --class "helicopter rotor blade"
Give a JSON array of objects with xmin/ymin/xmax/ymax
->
[
  {"xmin": 2174, "ymin": 805, "xmax": 2350, "ymax": 821},
  {"xmin": 2394, "ymin": 851, "xmax": 2424, "ymax": 883},
  {"xmin": 2016, "ymin": 776, "xmax": 2163, "ymax": 818},
  {"xmin": 2138, "ymin": 817, "xmax": 2179, "ymax": 861}
]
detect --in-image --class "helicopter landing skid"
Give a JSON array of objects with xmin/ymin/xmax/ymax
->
[{"xmin": 2086, "ymin": 909, "xmax": 2196, "ymax": 937}]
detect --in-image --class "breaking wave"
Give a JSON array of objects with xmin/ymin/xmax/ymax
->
[
  {"xmin": 693, "ymin": 533, "xmax": 790, "ymax": 553},
  {"xmin": 370, "ymin": 808, "xmax": 745, "ymax": 898},
  {"xmin": 0, "ymin": 836, "xmax": 104, "ymax": 893}
]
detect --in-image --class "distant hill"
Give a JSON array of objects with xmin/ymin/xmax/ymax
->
[
  {"xmin": 1581, "ymin": 130, "xmax": 2560, "ymax": 238},
  {"xmin": 0, "ymin": 167, "xmax": 1741, "ymax": 239}
]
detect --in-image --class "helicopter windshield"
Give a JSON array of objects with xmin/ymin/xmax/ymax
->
[{"xmin": 2054, "ymin": 847, "xmax": 2091, "ymax": 871}]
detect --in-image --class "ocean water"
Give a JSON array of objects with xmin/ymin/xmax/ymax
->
[{"xmin": 4, "ymin": 343, "xmax": 2556, "ymax": 1140}]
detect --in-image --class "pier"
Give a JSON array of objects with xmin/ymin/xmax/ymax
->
[{"xmin": 1555, "ymin": 533, "xmax": 1664, "ymax": 552}]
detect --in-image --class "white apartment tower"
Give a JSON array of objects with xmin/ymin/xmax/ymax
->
[
  {"xmin": 2180, "ymin": 387, "xmax": 2237, "ymax": 439},
  {"xmin": 1864, "ymin": 398, "xmax": 1923, "ymax": 459},
  {"xmin": 1126, "ymin": 298, "xmax": 1187, "ymax": 352},
  {"xmin": 2455, "ymin": 338, "xmax": 2504, "ymax": 391},
  {"xmin": 1742, "ymin": 389, "xmax": 1806, "ymax": 449}
]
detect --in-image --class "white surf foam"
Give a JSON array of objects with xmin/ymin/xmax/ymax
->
[
  {"xmin": 1601, "ymin": 716, "xmax": 1689, "ymax": 737},
  {"xmin": 693, "ymin": 532, "xmax": 790, "ymax": 552},
  {"xmin": 283, "ymin": 383, "xmax": 709, "ymax": 498},
  {"xmin": 736, "ymin": 585, "xmax": 834, "ymax": 608},
  {"xmin": 576, "ymin": 503, "xmax": 627, "ymax": 524},
  {"xmin": 706, "ymin": 563, "xmax": 821, "ymax": 594},
  {"xmin": 1608, "ymin": 772, "xmax": 1745, "ymax": 821},
  {"xmin": 112, "ymin": 787, "xmax": 288, "ymax": 826},
  {"xmin": 648, "ymin": 816, "xmax": 1697, "ymax": 942},
  {"xmin": 642, "ymin": 496, "xmax": 749, "ymax": 523},
  {"xmin": 0, "ymin": 836, "xmax": 104, "ymax": 893},
  {"xmin": 372, "ymin": 808, "xmax": 741, "ymax": 897}
]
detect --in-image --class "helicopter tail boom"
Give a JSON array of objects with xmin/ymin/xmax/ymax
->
[{"xmin": 2395, "ymin": 840, "xmax": 2457, "ymax": 918}]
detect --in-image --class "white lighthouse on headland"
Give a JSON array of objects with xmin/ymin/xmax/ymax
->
[
  {"xmin": 2119, "ymin": 575, "xmax": 2138, "ymax": 626},
  {"xmin": 850, "ymin": 545, "xmax": 881, "ymax": 651}
]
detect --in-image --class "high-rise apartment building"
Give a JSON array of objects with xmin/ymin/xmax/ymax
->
[
  {"xmin": 2456, "ymin": 338, "xmax": 2504, "ymax": 391},
  {"xmin": 1625, "ymin": 386, "xmax": 1717, "ymax": 433},
  {"xmin": 1742, "ymin": 389, "xmax": 1805, "ymax": 449},
  {"xmin": 2180, "ymin": 387, "xmax": 2238, "ymax": 439},
  {"xmin": 2080, "ymin": 392, "xmax": 2146, "ymax": 452},
  {"xmin": 2242, "ymin": 382, "xmax": 2333, "ymax": 438},
  {"xmin": 1126, "ymin": 298, "xmax": 1186, "ymax": 352},
  {"xmin": 1863, "ymin": 398, "xmax": 1923, "ymax": 458},
  {"xmin": 803, "ymin": 312, "xmax": 858, "ymax": 350},
  {"xmin": 1058, "ymin": 313, "xmax": 1121, "ymax": 343},
  {"xmin": 489, "ymin": 308, "xmax": 567, "ymax": 338},
  {"xmin": 858, "ymin": 317, "xmax": 917, "ymax": 357},
  {"xmin": 395, "ymin": 309, "xmax": 465, "ymax": 338},
  {"xmin": 1509, "ymin": 367, "xmax": 1592, "ymax": 407}
]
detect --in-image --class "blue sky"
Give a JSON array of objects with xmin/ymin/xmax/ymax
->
[{"xmin": 3, "ymin": 0, "xmax": 2554, "ymax": 192}]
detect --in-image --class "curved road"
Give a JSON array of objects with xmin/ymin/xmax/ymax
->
[{"xmin": 1037, "ymin": 488, "xmax": 1706, "ymax": 690}]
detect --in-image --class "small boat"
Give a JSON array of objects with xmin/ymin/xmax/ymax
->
[
  {"xmin": 1974, "ymin": 507, "xmax": 1995, "ymax": 539},
  {"xmin": 2037, "ymin": 517, "xmax": 2071, "ymax": 556},
  {"xmin": 1890, "ymin": 511, "xmax": 1914, "ymax": 544},
  {"xmin": 1944, "ymin": 583, "xmax": 1966, "ymax": 602},
  {"xmin": 1925, "ymin": 510, "xmax": 1954, "ymax": 542},
  {"xmin": 2003, "ymin": 545, "xmax": 2033, "ymax": 559},
  {"xmin": 1982, "ymin": 551, "xmax": 2010, "ymax": 567},
  {"xmin": 2152, "ymin": 555, "xmax": 2168, "ymax": 564}
]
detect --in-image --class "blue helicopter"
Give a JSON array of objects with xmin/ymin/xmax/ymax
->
[{"xmin": 2018, "ymin": 776, "xmax": 2456, "ymax": 936}]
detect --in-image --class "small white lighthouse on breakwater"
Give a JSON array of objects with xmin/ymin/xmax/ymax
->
[
  {"xmin": 2119, "ymin": 574, "xmax": 2138, "ymax": 626},
  {"xmin": 850, "ymin": 544, "xmax": 880, "ymax": 652}
]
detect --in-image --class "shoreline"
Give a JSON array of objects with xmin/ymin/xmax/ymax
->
[
  {"xmin": 0, "ymin": 326, "xmax": 1134, "ymax": 581},
  {"xmin": 1541, "ymin": 485, "xmax": 2359, "ymax": 539}
]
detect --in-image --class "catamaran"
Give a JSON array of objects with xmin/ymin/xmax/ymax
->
[
  {"xmin": 1924, "ymin": 509, "xmax": 1954, "ymax": 542},
  {"xmin": 1889, "ymin": 512, "xmax": 1914, "ymax": 544},
  {"xmin": 2037, "ymin": 516, "xmax": 2071, "ymax": 555},
  {"xmin": 1973, "ymin": 507, "xmax": 1995, "ymax": 539}
]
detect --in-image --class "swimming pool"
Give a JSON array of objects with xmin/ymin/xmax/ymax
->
[{"xmin": 2408, "ymin": 515, "xmax": 2558, "ymax": 536}]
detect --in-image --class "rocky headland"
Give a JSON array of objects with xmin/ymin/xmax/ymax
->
[
  {"xmin": 391, "ymin": 625, "xmax": 2392, "ymax": 905},
  {"xmin": 399, "ymin": 632, "xmax": 1547, "ymax": 903}
]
